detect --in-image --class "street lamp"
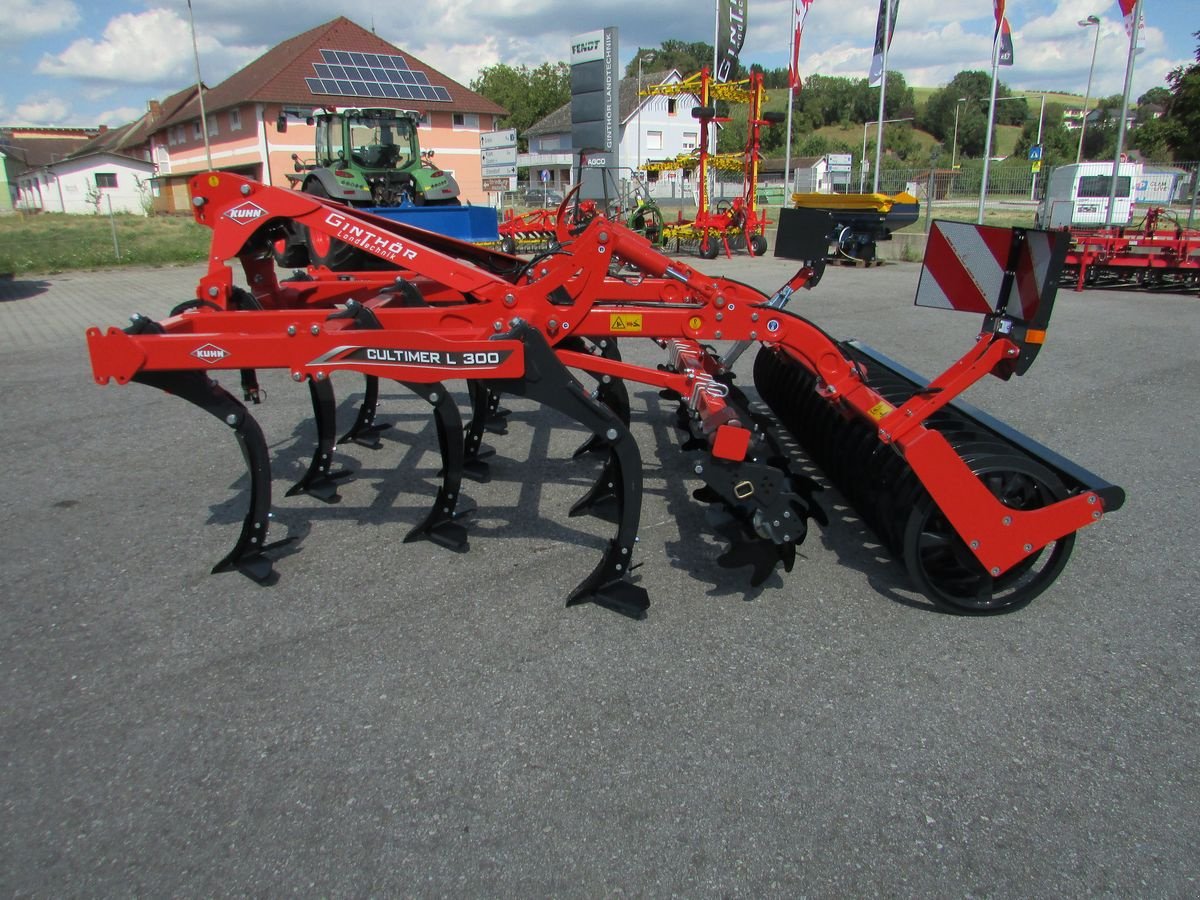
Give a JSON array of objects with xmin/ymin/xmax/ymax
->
[
  {"xmin": 1077, "ymin": 15, "xmax": 1101, "ymax": 163},
  {"xmin": 975, "ymin": 95, "xmax": 1034, "ymax": 223},
  {"xmin": 950, "ymin": 97, "xmax": 967, "ymax": 170},
  {"xmin": 860, "ymin": 117, "xmax": 913, "ymax": 193}
]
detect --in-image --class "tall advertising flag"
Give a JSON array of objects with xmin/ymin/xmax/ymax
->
[
  {"xmin": 788, "ymin": 0, "xmax": 814, "ymax": 91},
  {"xmin": 715, "ymin": 0, "xmax": 749, "ymax": 83},
  {"xmin": 998, "ymin": 17, "xmax": 1014, "ymax": 66},
  {"xmin": 1117, "ymin": 0, "xmax": 1142, "ymax": 38},
  {"xmin": 868, "ymin": 0, "xmax": 899, "ymax": 87},
  {"xmin": 993, "ymin": 0, "xmax": 1006, "ymax": 39}
]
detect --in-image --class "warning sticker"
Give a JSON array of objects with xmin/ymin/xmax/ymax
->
[
  {"xmin": 688, "ymin": 316, "xmax": 703, "ymax": 331},
  {"xmin": 609, "ymin": 314, "xmax": 643, "ymax": 332},
  {"xmin": 867, "ymin": 401, "xmax": 894, "ymax": 421}
]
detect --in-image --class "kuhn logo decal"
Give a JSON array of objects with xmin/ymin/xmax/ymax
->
[
  {"xmin": 224, "ymin": 201, "xmax": 267, "ymax": 225},
  {"xmin": 191, "ymin": 343, "xmax": 230, "ymax": 364}
]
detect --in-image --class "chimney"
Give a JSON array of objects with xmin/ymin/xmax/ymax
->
[{"xmin": 148, "ymin": 99, "xmax": 162, "ymax": 119}]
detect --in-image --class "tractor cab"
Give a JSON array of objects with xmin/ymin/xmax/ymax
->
[{"xmin": 286, "ymin": 106, "xmax": 461, "ymax": 207}]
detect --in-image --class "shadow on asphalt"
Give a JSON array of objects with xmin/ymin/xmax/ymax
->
[{"xmin": 0, "ymin": 276, "xmax": 51, "ymax": 301}]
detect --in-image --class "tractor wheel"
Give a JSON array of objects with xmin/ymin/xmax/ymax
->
[
  {"xmin": 501, "ymin": 236, "xmax": 517, "ymax": 255},
  {"xmin": 302, "ymin": 180, "xmax": 370, "ymax": 270},
  {"xmin": 271, "ymin": 225, "xmax": 310, "ymax": 269},
  {"xmin": 699, "ymin": 240, "xmax": 720, "ymax": 260}
]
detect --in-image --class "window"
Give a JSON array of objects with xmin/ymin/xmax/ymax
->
[
  {"xmin": 418, "ymin": 112, "xmax": 431, "ymax": 128},
  {"xmin": 193, "ymin": 119, "xmax": 202, "ymax": 139},
  {"xmin": 646, "ymin": 130, "xmax": 663, "ymax": 151},
  {"xmin": 95, "ymin": 172, "xmax": 118, "ymax": 189},
  {"xmin": 452, "ymin": 112, "xmax": 479, "ymax": 130},
  {"xmin": 1078, "ymin": 175, "xmax": 1131, "ymax": 198},
  {"xmin": 667, "ymin": 98, "xmax": 678, "ymax": 116},
  {"xmin": 682, "ymin": 131, "xmax": 698, "ymax": 151},
  {"xmin": 207, "ymin": 115, "xmax": 218, "ymax": 136},
  {"xmin": 229, "ymin": 109, "xmax": 242, "ymax": 131}
]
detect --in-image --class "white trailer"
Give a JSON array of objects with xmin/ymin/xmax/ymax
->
[{"xmin": 1035, "ymin": 161, "xmax": 1142, "ymax": 228}]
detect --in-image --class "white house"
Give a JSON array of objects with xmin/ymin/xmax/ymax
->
[
  {"xmin": 16, "ymin": 151, "xmax": 156, "ymax": 215},
  {"xmin": 521, "ymin": 70, "xmax": 701, "ymax": 198}
]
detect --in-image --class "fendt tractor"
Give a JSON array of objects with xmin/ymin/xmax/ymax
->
[
  {"xmin": 274, "ymin": 107, "xmax": 497, "ymax": 267},
  {"xmin": 85, "ymin": 173, "xmax": 1123, "ymax": 621}
]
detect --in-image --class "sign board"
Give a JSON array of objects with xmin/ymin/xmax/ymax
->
[
  {"xmin": 482, "ymin": 147, "xmax": 518, "ymax": 168},
  {"xmin": 571, "ymin": 26, "xmax": 619, "ymax": 200},
  {"xmin": 483, "ymin": 176, "xmax": 515, "ymax": 193},
  {"xmin": 481, "ymin": 129, "xmax": 517, "ymax": 150},
  {"xmin": 827, "ymin": 153, "xmax": 853, "ymax": 171},
  {"xmin": 1028, "ymin": 145, "xmax": 1043, "ymax": 161},
  {"xmin": 1031, "ymin": 160, "xmax": 1042, "ymax": 174},
  {"xmin": 481, "ymin": 129, "xmax": 519, "ymax": 181}
]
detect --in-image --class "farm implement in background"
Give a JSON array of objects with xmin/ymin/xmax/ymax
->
[
  {"xmin": 641, "ymin": 69, "xmax": 781, "ymax": 259},
  {"xmin": 1060, "ymin": 207, "xmax": 1200, "ymax": 293},
  {"xmin": 85, "ymin": 173, "xmax": 1123, "ymax": 619}
]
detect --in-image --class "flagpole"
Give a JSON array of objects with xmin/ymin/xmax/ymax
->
[
  {"xmin": 187, "ymin": 0, "xmax": 213, "ymax": 171},
  {"xmin": 1105, "ymin": 0, "xmax": 1142, "ymax": 227},
  {"xmin": 872, "ymin": 0, "xmax": 891, "ymax": 195},
  {"xmin": 784, "ymin": 0, "xmax": 797, "ymax": 195},
  {"xmin": 976, "ymin": 28, "xmax": 1001, "ymax": 224}
]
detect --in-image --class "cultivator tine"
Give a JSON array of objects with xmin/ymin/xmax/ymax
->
[
  {"xmin": 239, "ymin": 369, "xmax": 263, "ymax": 404},
  {"xmin": 402, "ymin": 382, "xmax": 472, "ymax": 551},
  {"xmin": 286, "ymin": 377, "xmax": 352, "ymax": 503},
  {"xmin": 491, "ymin": 321, "xmax": 648, "ymax": 619},
  {"xmin": 338, "ymin": 375, "xmax": 392, "ymax": 448},
  {"xmin": 463, "ymin": 381, "xmax": 504, "ymax": 482},
  {"xmin": 131, "ymin": 370, "xmax": 284, "ymax": 583},
  {"xmin": 565, "ymin": 338, "xmax": 631, "ymax": 458}
]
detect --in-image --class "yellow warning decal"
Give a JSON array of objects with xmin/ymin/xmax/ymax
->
[
  {"xmin": 688, "ymin": 316, "xmax": 703, "ymax": 331},
  {"xmin": 207, "ymin": 175, "xmax": 220, "ymax": 187},
  {"xmin": 867, "ymin": 401, "xmax": 894, "ymax": 421},
  {"xmin": 610, "ymin": 314, "xmax": 643, "ymax": 332}
]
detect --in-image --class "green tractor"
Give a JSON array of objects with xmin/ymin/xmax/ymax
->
[{"xmin": 281, "ymin": 106, "xmax": 461, "ymax": 207}]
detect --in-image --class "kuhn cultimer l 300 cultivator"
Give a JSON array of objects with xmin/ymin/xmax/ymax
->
[{"xmin": 86, "ymin": 174, "xmax": 1123, "ymax": 618}]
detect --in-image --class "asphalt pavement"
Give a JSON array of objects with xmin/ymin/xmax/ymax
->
[{"xmin": 1, "ymin": 251, "xmax": 1197, "ymax": 896}]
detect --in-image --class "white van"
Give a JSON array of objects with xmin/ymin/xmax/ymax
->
[{"xmin": 1035, "ymin": 162, "xmax": 1142, "ymax": 229}]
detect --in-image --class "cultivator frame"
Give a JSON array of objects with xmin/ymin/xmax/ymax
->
[
  {"xmin": 86, "ymin": 173, "xmax": 1123, "ymax": 618},
  {"xmin": 1063, "ymin": 208, "xmax": 1200, "ymax": 292}
]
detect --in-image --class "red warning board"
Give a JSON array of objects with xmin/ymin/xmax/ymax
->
[{"xmin": 916, "ymin": 221, "xmax": 1060, "ymax": 326}]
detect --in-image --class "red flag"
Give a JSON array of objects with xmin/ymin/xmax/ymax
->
[
  {"xmin": 1117, "ymin": 0, "xmax": 1141, "ymax": 38},
  {"xmin": 993, "ymin": 0, "xmax": 1006, "ymax": 40},
  {"xmin": 788, "ymin": 0, "xmax": 814, "ymax": 91}
]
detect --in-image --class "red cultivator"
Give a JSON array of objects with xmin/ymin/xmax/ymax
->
[
  {"xmin": 86, "ymin": 173, "xmax": 1123, "ymax": 618},
  {"xmin": 1063, "ymin": 207, "xmax": 1200, "ymax": 292}
]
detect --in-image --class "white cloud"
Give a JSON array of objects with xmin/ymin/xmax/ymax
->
[
  {"xmin": 0, "ymin": 0, "xmax": 80, "ymax": 45},
  {"xmin": 97, "ymin": 105, "xmax": 144, "ymax": 127},
  {"xmin": 14, "ymin": 96, "xmax": 72, "ymax": 125},
  {"xmin": 35, "ymin": 8, "xmax": 264, "ymax": 87}
]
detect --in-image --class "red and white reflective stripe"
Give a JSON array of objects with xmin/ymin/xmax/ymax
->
[
  {"xmin": 916, "ymin": 221, "xmax": 1009, "ymax": 315},
  {"xmin": 1013, "ymin": 230, "xmax": 1055, "ymax": 323}
]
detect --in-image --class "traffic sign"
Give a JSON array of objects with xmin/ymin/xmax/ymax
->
[{"xmin": 1028, "ymin": 145, "xmax": 1043, "ymax": 161}]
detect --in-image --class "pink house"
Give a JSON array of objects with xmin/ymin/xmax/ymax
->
[{"xmin": 148, "ymin": 17, "xmax": 507, "ymax": 211}]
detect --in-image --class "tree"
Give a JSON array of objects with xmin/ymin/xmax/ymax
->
[
  {"xmin": 1163, "ymin": 30, "xmax": 1200, "ymax": 159},
  {"xmin": 624, "ymin": 40, "xmax": 720, "ymax": 79},
  {"xmin": 469, "ymin": 62, "xmax": 570, "ymax": 150}
]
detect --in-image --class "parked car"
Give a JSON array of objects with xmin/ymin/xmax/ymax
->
[{"xmin": 519, "ymin": 187, "xmax": 564, "ymax": 207}]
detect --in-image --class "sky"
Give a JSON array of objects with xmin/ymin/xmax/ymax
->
[{"xmin": 0, "ymin": 0, "xmax": 1194, "ymax": 127}]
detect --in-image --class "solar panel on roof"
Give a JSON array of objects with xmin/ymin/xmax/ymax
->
[{"xmin": 307, "ymin": 48, "xmax": 452, "ymax": 102}]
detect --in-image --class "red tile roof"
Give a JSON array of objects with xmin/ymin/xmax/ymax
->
[{"xmin": 163, "ymin": 17, "xmax": 505, "ymax": 127}]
